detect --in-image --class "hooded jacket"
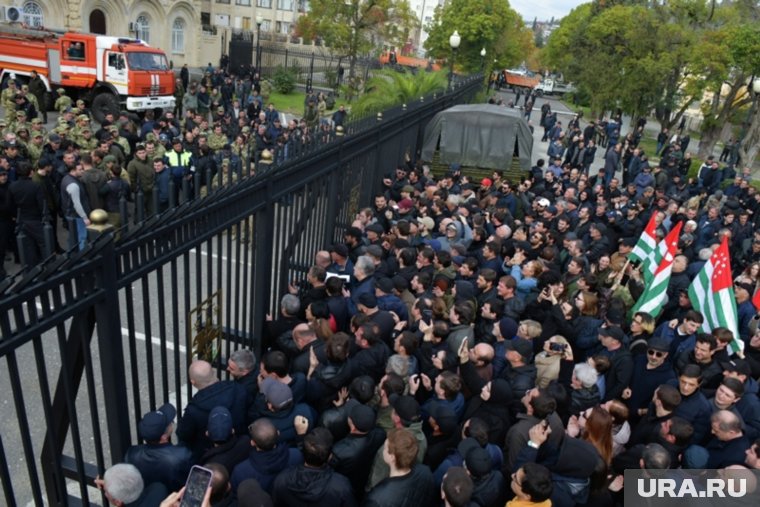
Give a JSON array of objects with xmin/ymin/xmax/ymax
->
[
  {"xmin": 176, "ymin": 380, "xmax": 248, "ymax": 458},
  {"xmin": 230, "ymin": 443, "xmax": 303, "ymax": 493},
  {"xmin": 271, "ymin": 464, "xmax": 356, "ymax": 507}
]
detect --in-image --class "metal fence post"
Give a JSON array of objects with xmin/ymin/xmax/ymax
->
[{"xmin": 87, "ymin": 210, "xmax": 131, "ymax": 468}]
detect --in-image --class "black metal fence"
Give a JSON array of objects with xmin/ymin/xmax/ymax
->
[{"xmin": 0, "ymin": 76, "xmax": 482, "ymax": 505}]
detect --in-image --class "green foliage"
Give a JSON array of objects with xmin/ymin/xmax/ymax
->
[
  {"xmin": 295, "ymin": 0, "xmax": 418, "ymax": 60},
  {"xmin": 272, "ymin": 66, "xmax": 297, "ymax": 94},
  {"xmin": 423, "ymin": 0, "xmax": 534, "ymax": 72},
  {"xmin": 350, "ymin": 69, "xmax": 447, "ymax": 116}
]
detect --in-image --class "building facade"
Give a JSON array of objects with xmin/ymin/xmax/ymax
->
[
  {"xmin": 1, "ymin": 0, "xmax": 307, "ymax": 68},
  {"xmin": 408, "ymin": 0, "xmax": 442, "ymax": 57}
]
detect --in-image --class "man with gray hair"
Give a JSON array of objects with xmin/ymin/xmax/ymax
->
[
  {"xmin": 263, "ymin": 293, "xmax": 304, "ymax": 351},
  {"xmin": 95, "ymin": 463, "xmax": 168, "ymax": 506},
  {"xmin": 228, "ymin": 348, "xmax": 258, "ymax": 403},
  {"xmin": 347, "ymin": 255, "xmax": 376, "ymax": 315}
]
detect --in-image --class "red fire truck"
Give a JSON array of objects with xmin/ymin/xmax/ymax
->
[{"xmin": 0, "ymin": 23, "xmax": 175, "ymax": 122}]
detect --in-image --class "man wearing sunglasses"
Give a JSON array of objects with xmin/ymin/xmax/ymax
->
[{"xmin": 623, "ymin": 336, "xmax": 676, "ymax": 423}]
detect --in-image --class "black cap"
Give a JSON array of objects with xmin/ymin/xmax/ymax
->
[
  {"xmin": 647, "ymin": 335, "xmax": 670, "ymax": 353},
  {"xmin": 721, "ymin": 358, "xmax": 752, "ymax": 377},
  {"xmin": 365, "ymin": 223, "xmax": 384, "ymax": 235},
  {"xmin": 428, "ymin": 401, "xmax": 458, "ymax": 435},
  {"xmin": 599, "ymin": 326, "xmax": 625, "ymax": 342},
  {"xmin": 504, "ymin": 338, "xmax": 533, "ymax": 361},
  {"xmin": 358, "ymin": 292, "xmax": 377, "ymax": 309},
  {"xmin": 390, "ymin": 394, "xmax": 420, "ymax": 424},
  {"xmin": 375, "ymin": 277, "xmax": 394, "ymax": 294},
  {"xmin": 464, "ymin": 446, "xmax": 492, "ymax": 478},
  {"xmin": 349, "ymin": 404, "xmax": 376, "ymax": 433}
]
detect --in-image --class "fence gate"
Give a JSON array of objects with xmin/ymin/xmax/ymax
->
[{"xmin": 229, "ymin": 30, "xmax": 254, "ymax": 73}]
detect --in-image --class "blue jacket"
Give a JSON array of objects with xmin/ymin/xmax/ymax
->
[
  {"xmin": 627, "ymin": 355, "xmax": 676, "ymax": 413},
  {"xmin": 668, "ymin": 379, "xmax": 712, "ymax": 444},
  {"xmin": 231, "ymin": 444, "xmax": 303, "ymax": 493},
  {"xmin": 176, "ymin": 380, "xmax": 248, "ymax": 458},
  {"xmin": 124, "ymin": 442, "xmax": 193, "ymax": 491}
]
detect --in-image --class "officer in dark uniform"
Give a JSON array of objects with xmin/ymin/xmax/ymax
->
[{"xmin": 9, "ymin": 162, "xmax": 46, "ymax": 265}]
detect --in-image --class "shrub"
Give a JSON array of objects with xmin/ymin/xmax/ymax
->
[{"xmin": 273, "ymin": 66, "xmax": 297, "ymax": 94}]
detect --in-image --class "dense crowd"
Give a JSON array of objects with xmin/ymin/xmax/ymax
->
[
  {"xmin": 95, "ymin": 108, "xmax": 760, "ymax": 507},
  {"xmin": 7, "ymin": 64, "xmax": 760, "ymax": 506},
  {"xmin": 0, "ymin": 65, "xmax": 347, "ymax": 276}
]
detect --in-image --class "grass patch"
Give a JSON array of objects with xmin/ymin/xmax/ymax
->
[{"xmin": 268, "ymin": 91, "xmax": 307, "ymax": 116}]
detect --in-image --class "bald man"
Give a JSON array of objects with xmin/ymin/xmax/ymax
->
[
  {"xmin": 706, "ymin": 410, "xmax": 750, "ymax": 469},
  {"xmin": 469, "ymin": 343, "xmax": 495, "ymax": 383},
  {"xmin": 176, "ymin": 360, "xmax": 248, "ymax": 459}
]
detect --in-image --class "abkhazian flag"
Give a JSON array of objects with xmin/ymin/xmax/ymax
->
[
  {"xmin": 629, "ymin": 212, "xmax": 658, "ymax": 268},
  {"xmin": 630, "ymin": 222, "xmax": 682, "ymax": 319},
  {"xmin": 687, "ymin": 236, "xmax": 743, "ymax": 355}
]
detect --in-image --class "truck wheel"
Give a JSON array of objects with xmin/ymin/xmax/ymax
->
[{"xmin": 91, "ymin": 93, "xmax": 120, "ymax": 124}]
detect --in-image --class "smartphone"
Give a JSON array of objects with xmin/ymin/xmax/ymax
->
[
  {"xmin": 549, "ymin": 342, "xmax": 566, "ymax": 352},
  {"xmin": 180, "ymin": 465, "xmax": 213, "ymax": 507},
  {"xmin": 421, "ymin": 309, "xmax": 433, "ymax": 325}
]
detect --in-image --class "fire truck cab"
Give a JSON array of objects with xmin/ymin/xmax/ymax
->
[{"xmin": 0, "ymin": 24, "xmax": 175, "ymax": 122}]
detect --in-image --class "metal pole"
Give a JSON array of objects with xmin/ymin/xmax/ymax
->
[{"xmin": 256, "ymin": 23, "xmax": 262, "ymax": 73}]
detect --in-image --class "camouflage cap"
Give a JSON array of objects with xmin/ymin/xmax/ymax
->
[
  {"xmin": 21, "ymin": 84, "xmax": 29, "ymax": 91},
  {"xmin": 81, "ymin": 126, "xmax": 91, "ymax": 133},
  {"xmin": 0, "ymin": 120, "xmax": 7, "ymax": 127},
  {"xmin": 76, "ymin": 114, "xmax": 90, "ymax": 122},
  {"xmin": 57, "ymin": 117, "xmax": 68, "ymax": 125},
  {"xmin": 217, "ymin": 106, "xmax": 225, "ymax": 114},
  {"xmin": 57, "ymin": 88, "xmax": 66, "ymax": 93},
  {"xmin": 108, "ymin": 125, "xmax": 119, "ymax": 132},
  {"xmin": 76, "ymin": 99, "xmax": 85, "ymax": 105},
  {"xmin": 69, "ymin": 108, "xmax": 80, "ymax": 115},
  {"xmin": 31, "ymin": 118, "xmax": 42, "ymax": 124},
  {"xmin": 15, "ymin": 125, "xmax": 28, "ymax": 133},
  {"xmin": 53, "ymin": 126, "xmax": 68, "ymax": 134},
  {"xmin": 145, "ymin": 132, "xmax": 156, "ymax": 141},
  {"xmin": 15, "ymin": 110, "xmax": 25, "ymax": 116},
  {"xmin": 103, "ymin": 154, "xmax": 117, "ymax": 164}
]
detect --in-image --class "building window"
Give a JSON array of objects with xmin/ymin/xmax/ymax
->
[
  {"xmin": 277, "ymin": 0, "xmax": 293, "ymax": 10},
  {"xmin": 236, "ymin": 0, "xmax": 251, "ymax": 5},
  {"xmin": 172, "ymin": 18, "xmax": 185, "ymax": 54},
  {"xmin": 135, "ymin": 15, "xmax": 150, "ymax": 43},
  {"xmin": 217, "ymin": 0, "xmax": 230, "ymax": 3},
  {"xmin": 22, "ymin": 1, "xmax": 43, "ymax": 27},
  {"xmin": 276, "ymin": 21, "xmax": 290, "ymax": 34},
  {"xmin": 257, "ymin": 0, "xmax": 272, "ymax": 8},
  {"xmin": 261, "ymin": 20, "xmax": 271, "ymax": 32},
  {"xmin": 242, "ymin": 17, "xmax": 251, "ymax": 30}
]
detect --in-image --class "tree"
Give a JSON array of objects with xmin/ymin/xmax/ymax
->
[
  {"xmin": 423, "ymin": 0, "xmax": 534, "ymax": 73},
  {"xmin": 295, "ymin": 0, "xmax": 418, "ymax": 97},
  {"xmin": 350, "ymin": 68, "xmax": 447, "ymax": 115}
]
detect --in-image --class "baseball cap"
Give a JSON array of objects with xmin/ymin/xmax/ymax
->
[
  {"xmin": 261, "ymin": 378, "xmax": 293, "ymax": 410},
  {"xmin": 417, "ymin": 216, "xmax": 435, "ymax": 230},
  {"xmin": 349, "ymin": 404, "xmax": 376, "ymax": 433},
  {"xmin": 358, "ymin": 292, "xmax": 378, "ymax": 309},
  {"xmin": 138, "ymin": 403, "xmax": 177, "ymax": 442},
  {"xmin": 375, "ymin": 277, "xmax": 394, "ymax": 294},
  {"xmin": 464, "ymin": 446, "xmax": 492, "ymax": 478},
  {"xmin": 390, "ymin": 394, "xmax": 420, "ymax": 424},
  {"xmin": 537, "ymin": 198, "xmax": 550, "ymax": 207},
  {"xmin": 397, "ymin": 198, "xmax": 414, "ymax": 211},
  {"xmin": 504, "ymin": 338, "xmax": 533, "ymax": 361},
  {"xmin": 599, "ymin": 326, "xmax": 625, "ymax": 342},
  {"xmin": 207, "ymin": 406, "xmax": 234, "ymax": 442},
  {"xmin": 365, "ymin": 223, "xmax": 384, "ymax": 235},
  {"xmin": 481, "ymin": 178, "xmax": 493, "ymax": 186},
  {"xmin": 721, "ymin": 358, "xmax": 752, "ymax": 377}
]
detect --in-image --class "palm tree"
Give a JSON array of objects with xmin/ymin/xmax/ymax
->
[{"xmin": 349, "ymin": 69, "xmax": 448, "ymax": 116}]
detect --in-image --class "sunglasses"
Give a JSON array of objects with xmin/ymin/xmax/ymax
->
[{"xmin": 647, "ymin": 349, "xmax": 665, "ymax": 358}]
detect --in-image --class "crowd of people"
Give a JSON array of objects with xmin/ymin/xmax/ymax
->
[
  {"xmin": 95, "ymin": 104, "xmax": 760, "ymax": 507},
  {"xmin": 0, "ymin": 64, "xmax": 348, "ymax": 278}
]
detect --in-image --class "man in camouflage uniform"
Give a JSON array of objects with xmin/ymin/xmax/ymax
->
[
  {"xmin": 110, "ymin": 125, "xmax": 131, "ymax": 157},
  {"xmin": 174, "ymin": 78, "xmax": 185, "ymax": 117},
  {"xmin": 54, "ymin": 88, "xmax": 72, "ymax": 114},
  {"xmin": 2, "ymin": 77, "xmax": 19, "ymax": 122},
  {"xmin": 75, "ymin": 126, "xmax": 98, "ymax": 152},
  {"xmin": 70, "ymin": 114, "xmax": 90, "ymax": 139},
  {"xmin": 30, "ymin": 118, "xmax": 47, "ymax": 138},
  {"xmin": 27, "ymin": 131, "xmax": 45, "ymax": 167},
  {"xmin": 9, "ymin": 109, "xmax": 30, "ymax": 135},
  {"xmin": 144, "ymin": 134, "xmax": 166, "ymax": 160},
  {"xmin": 207, "ymin": 124, "xmax": 228, "ymax": 151}
]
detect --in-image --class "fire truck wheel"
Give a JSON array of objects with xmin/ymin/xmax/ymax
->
[{"xmin": 91, "ymin": 93, "xmax": 120, "ymax": 124}]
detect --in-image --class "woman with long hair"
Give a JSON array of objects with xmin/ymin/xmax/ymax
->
[
  {"xmin": 568, "ymin": 406, "xmax": 614, "ymax": 466},
  {"xmin": 306, "ymin": 300, "xmax": 335, "ymax": 339},
  {"xmin": 628, "ymin": 311, "xmax": 656, "ymax": 355}
]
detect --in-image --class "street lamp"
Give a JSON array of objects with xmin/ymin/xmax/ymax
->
[
  {"xmin": 255, "ymin": 13, "xmax": 264, "ymax": 73},
  {"xmin": 448, "ymin": 30, "xmax": 461, "ymax": 92},
  {"xmin": 480, "ymin": 47, "xmax": 486, "ymax": 70}
]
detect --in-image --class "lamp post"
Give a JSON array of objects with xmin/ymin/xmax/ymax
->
[
  {"xmin": 448, "ymin": 30, "xmax": 461, "ymax": 92},
  {"xmin": 255, "ymin": 13, "xmax": 264, "ymax": 73},
  {"xmin": 480, "ymin": 47, "xmax": 486, "ymax": 70}
]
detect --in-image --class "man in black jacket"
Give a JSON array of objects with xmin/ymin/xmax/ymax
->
[
  {"xmin": 329, "ymin": 403, "xmax": 386, "ymax": 499},
  {"xmin": 271, "ymin": 427, "xmax": 356, "ymax": 507},
  {"xmin": 124, "ymin": 403, "xmax": 193, "ymax": 491}
]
